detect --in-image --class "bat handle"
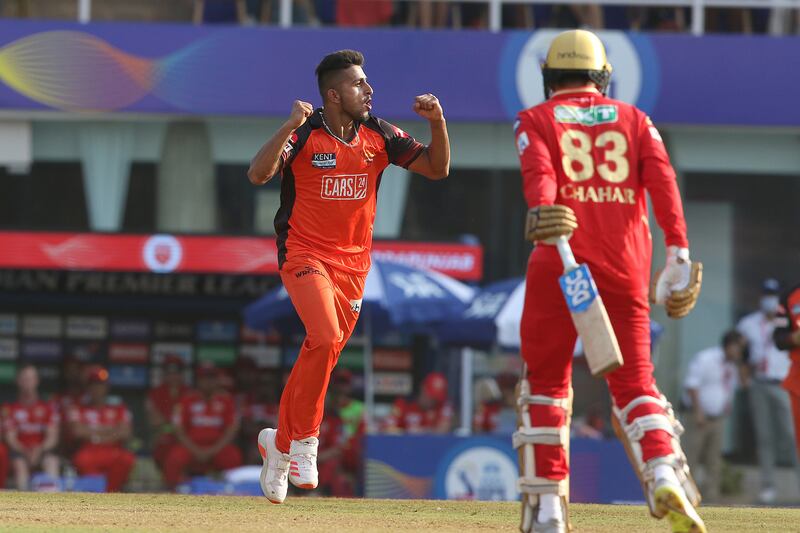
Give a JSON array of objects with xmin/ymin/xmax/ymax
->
[{"xmin": 555, "ymin": 236, "xmax": 579, "ymax": 272}]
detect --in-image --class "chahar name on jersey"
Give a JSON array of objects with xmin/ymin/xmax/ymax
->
[
  {"xmin": 560, "ymin": 184, "xmax": 636, "ymax": 205},
  {"xmin": 554, "ymin": 105, "xmax": 618, "ymax": 126}
]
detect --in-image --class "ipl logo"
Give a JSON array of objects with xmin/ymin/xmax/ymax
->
[
  {"xmin": 436, "ymin": 441, "xmax": 519, "ymax": 501},
  {"xmin": 143, "ymin": 235, "xmax": 183, "ymax": 273}
]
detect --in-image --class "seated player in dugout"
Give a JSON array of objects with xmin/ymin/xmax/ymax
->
[
  {"xmin": 69, "ymin": 366, "xmax": 136, "ymax": 492},
  {"xmin": 3, "ymin": 365, "xmax": 60, "ymax": 491},
  {"xmin": 514, "ymin": 30, "xmax": 704, "ymax": 533},
  {"xmin": 247, "ymin": 49, "xmax": 450, "ymax": 504},
  {"xmin": 163, "ymin": 361, "xmax": 242, "ymax": 490},
  {"xmin": 146, "ymin": 355, "xmax": 191, "ymax": 476}
]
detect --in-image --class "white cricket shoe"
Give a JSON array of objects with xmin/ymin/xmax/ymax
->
[
  {"xmin": 289, "ymin": 437, "xmax": 319, "ymax": 489},
  {"xmin": 258, "ymin": 428, "xmax": 289, "ymax": 504}
]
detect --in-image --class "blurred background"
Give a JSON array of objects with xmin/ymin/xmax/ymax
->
[{"xmin": 0, "ymin": 0, "xmax": 798, "ymax": 507}]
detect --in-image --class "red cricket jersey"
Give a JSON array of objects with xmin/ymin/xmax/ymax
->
[
  {"xmin": 473, "ymin": 402, "xmax": 501, "ymax": 433},
  {"xmin": 70, "ymin": 402, "xmax": 131, "ymax": 434},
  {"xmin": 273, "ymin": 109, "xmax": 425, "ymax": 275},
  {"xmin": 516, "ymin": 88, "xmax": 688, "ymax": 295},
  {"xmin": 148, "ymin": 384, "xmax": 190, "ymax": 420},
  {"xmin": 780, "ymin": 285, "xmax": 800, "ymax": 396},
  {"xmin": 174, "ymin": 392, "xmax": 237, "ymax": 446},
  {"xmin": 386, "ymin": 398, "xmax": 453, "ymax": 433},
  {"xmin": 2, "ymin": 401, "xmax": 59, "ymax": 448}
]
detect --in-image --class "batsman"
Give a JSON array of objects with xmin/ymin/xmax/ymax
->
[{"xmin": 514, "ymin": 30, "xmax": 704, "ymax": 533}]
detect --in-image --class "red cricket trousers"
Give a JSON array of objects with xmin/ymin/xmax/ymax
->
[
  {"xmin": 73, "ymin": 444, "xmax": 136, "ymax": 492},
  {"xmin": 520, "ymin": 257, "xmax": 673, "ymax": 480},
  {"xmin": 276, "ymin": 255, "xmax": 365, "ymax": 453},
  {"xmin": 162, "ymin": 443, "xmax": 243, "ymax": 489}
]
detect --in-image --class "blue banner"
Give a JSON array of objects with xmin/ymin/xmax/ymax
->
[
  {"xmin": 365, "ymin": 434, "xmax": 642, "ymax": 503},
  {"xmin": 0, "ymin": 21, "xmax": 795, "ymax": 126}
]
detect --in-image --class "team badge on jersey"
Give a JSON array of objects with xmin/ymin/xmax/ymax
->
[
  {"xmin": 516, "ymin": 132, "xmax": 530, "ymax": 155},
  {"xmin": 312, "ymin": 152, "xmax": 337, "ymax": 169}
]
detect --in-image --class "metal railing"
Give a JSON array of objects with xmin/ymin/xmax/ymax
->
[{"xmin": 74, "ymin": 0, "xmax": 800, "ymax": 35}]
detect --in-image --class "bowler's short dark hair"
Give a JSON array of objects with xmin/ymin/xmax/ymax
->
[{"xmin": 316, "ymin": 50, "xmax": 364, "ymax": 98}]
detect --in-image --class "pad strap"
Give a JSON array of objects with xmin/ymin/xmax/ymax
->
[{"xmin": 513, "ymin": 426, "xmax": 570, "ymax": 448}]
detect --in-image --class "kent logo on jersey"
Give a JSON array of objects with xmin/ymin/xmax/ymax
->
[
  {"xmin": 311, "ymin": 152, "xmax": 337, "ymax": 169},
  {"xmin": 555, "ymin": 105, "xmax": 618, "ymax": 126}
]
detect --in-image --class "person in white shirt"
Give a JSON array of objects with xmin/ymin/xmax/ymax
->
[
  {"xmin": 682, "ymin": 330, "xmax": 746, "ymax": 502},
  {"xmin": 737, "ymin": 278, "xmax": 800, "ymax": 504}
]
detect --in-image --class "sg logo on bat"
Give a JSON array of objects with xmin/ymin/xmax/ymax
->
[{"xmin": 559, "ymin": 265, "xmax": 598, "ymax": 314}]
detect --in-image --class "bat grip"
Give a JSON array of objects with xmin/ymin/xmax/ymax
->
[{"xmin": 555, "ymin": 236, "xmax": 579, "ymax": 272}]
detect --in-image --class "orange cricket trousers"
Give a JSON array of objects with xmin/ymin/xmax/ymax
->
[
  {"xmin": 276, "ymin": 255, "xmax": 365, "ymax": 454},
  {"xmin": 73, "ymin": 444, "xmax": 135, "ymax": 492}
]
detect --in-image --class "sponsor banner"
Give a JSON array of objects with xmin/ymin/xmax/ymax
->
[
  {"xmin": 0, "ymin": 338, "xmax": 19, "ymax": 360},
  {"xmin": 154, "ymin": 321, "xmax": 193, "ymax": 340},
  {"xmin": 109, "ymin": 343, "xmax": 149, "ymax": 364},
  {"xmin": 22, "ymin": 315, "xmax": 62, "ymax": 338},
  {"xmin": 151, "ymin": 342, "xmax": 193, "ymax": 365},
  {"xmin": 36, "ymin": 364, "xmax": 60, "ymax": 382},
  {"xmin": 150, "ymin": 367, "xmax": 193, "ymax": 387},
  {"xmin": 110, "ymin": 319, "xmax": 150, "ymax": 340},
  {"xmin": 365, "ymin": 435, "xmax": 641, "ymax": 503},
  {"xmin": 196, "ymin": 321, "xmax": 238, "ymax": 343},
  {"xmin": 0, "ymin": 314, "xmax": 18, "ymax": 335},
  {"xmin": 239, "ymin": 345, "xmax": 281, "ymax": 368},
  {"xmin": 1, "ymin": 22, "xmax": 796, "ymax": 125},
  {"xmin": 240, "ymin": 325, "xmax": 270, "ymax": 343},
  {"xmin": 66, "ymin": 316, "xmax": 108, "ymax": 340},
  {"xmin": 373, "ymin": 372, "xmax": 413, "ymax": 396},
  {"xmin": 336, "ymin": 346, "xmax": 364, "ymax": 371},
  {"xmin": 108, "ymin": 365, "xmax": 149, "ymax": 388},
  {"xmin": 0, "ymin": 232, "xmax": 482, "ymax": 281},
  {"xmin": 65, "ymin": 341, "xmax": 104, "ymax": 362},
  {"xmin": 372, "ymin": 349, "xmax": 413, "ymax": 371},
  {"xmin": 196, "ymin": 345, "xmax": 236, "ymax": 367},
  {"xmin": 0, "ymin": 361, "xmax": 16, "ymax": 383},
  {"xmin": 21, "ymin": 340, "xmax": 62, "ymax": 361}
]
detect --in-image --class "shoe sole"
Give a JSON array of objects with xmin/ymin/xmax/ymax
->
[
  {"xmin": 258, "ymin": 429, "xmax": 283, "ymax": 505},
  {"xmin": 654, "ymin": 485, "xmax": 706, "ymax": 533}
]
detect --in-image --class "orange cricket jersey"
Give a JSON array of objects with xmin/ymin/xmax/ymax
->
[{"xmin": 272, "ymin": 109, "xmax": 424, "ymax": 276}]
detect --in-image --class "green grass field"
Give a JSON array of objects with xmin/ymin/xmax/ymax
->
[{"xmin": 1, "ymin": 493, "xmax": 799, "ymax": 532}]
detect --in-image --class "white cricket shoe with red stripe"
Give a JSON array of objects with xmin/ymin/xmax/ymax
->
[
  {"xmin": 289, "ymin": 437, "xmax": 319, "ymax": 489},
  {"xmin": 258, "ymin": 428, "xmax": 289, "ymax": 504}
]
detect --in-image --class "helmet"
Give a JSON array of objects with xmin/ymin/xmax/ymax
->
[{"xmin": 541, "ymin": 29, "xmax": 612, "ymax": 99}]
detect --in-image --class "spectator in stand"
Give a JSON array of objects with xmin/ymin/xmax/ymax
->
[
  {"xmin": 336, "ymin": 0, "xmax": 392, "ymax": 26},
  {"xmin": 163, "ymin": 361, "xmax": 242, "ymax": 489},
  {"xmin": 3, "ymin": 365, "xmax": 60, "ymax": 490},
  {"xmin": 146, "ymin": 355, "xmax": 191, "ymax": 475},
  {"xmin": 70, "ymin": 366, "xmax": 135, "ymax": 492},
  {"xmin": 681, "ymin": 330, "xmax": 746, "ymax": 502},
  {"xmin": 738, "ymin": 278, "xmax": 800, "ymax": 504},
  {"xmin": 384, "ymin": 371, "xmax": 453, "ymax": 434},
  {"xmin": 241, "ymin": 370, "xmax": 281, "ymax": 464}
]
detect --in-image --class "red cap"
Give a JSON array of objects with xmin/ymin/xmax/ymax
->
[
  {"xmin": 196, "ymin": 361, "xmax": 219, "ymax": 378},
  {"xmin": 422, "ymin": 372, "xmax": 448, "ymax": 404},
  {"xmin": 85, "ymin": 365, "xmax": 109, "ymax": 384}
]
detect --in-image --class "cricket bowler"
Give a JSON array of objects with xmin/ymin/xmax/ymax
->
[
  {"xmin": 514, "ymin": 30, "xmax": 704, "ymax": 532},
  {"xmin": 247, "ymin": 49, "xmax": 450, "ymax": 504}
]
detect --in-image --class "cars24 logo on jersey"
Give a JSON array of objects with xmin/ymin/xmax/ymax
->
[{"xmin": 321, "ymin": 174, "xmax": 368, "ymax": 200}]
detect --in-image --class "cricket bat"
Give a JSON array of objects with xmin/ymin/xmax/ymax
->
[{"xmin": 555, "ymin": 236, "xmax": 623, "ymax": 377}]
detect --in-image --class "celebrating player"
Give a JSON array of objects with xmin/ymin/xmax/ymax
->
[
  {"xmin": 514, "ymin": 30, "xmax": 704, "ymax": 532},
  {"xmin": 2, "ymin": 365, "xmax": 60, "ymax": 490},
  {"xmin": 248, "ymin": 49, "xmax": 449, "ymax": 504},
  {"xmin": 774, "ymin": 282, "xmax": 800, "ymax": 457}
]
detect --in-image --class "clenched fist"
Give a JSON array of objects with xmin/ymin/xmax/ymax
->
[
  {"xmin": 413, "ymin": 94, "xmax": 444, "ymax": 121},
  {"xmin": 287, "ymin": 100, "xmax": 314, "ymax": 129}
]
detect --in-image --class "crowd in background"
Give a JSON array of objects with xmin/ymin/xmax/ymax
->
[
  {"xmin": 1, "ymin": 0, "xmax": 799, "ymax": 34},
  {"xmin": 0, "ymin": 352, "xmax": 467, "ymax": 495}
]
